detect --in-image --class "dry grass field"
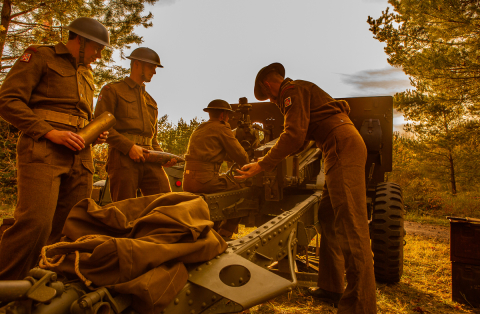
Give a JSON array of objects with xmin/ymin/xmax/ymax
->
[{"xmin": 232, "ymin": 226, "xmax": 479, "ymax": 314}]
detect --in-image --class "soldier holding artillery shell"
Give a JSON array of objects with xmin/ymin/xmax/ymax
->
[
  {"xmin": 0, "ymin": 18, "xmax": 110, "ymax": 280},
  {"xmin": 95, "ymin": 47, "xmax": 176, "ymax": 202}
]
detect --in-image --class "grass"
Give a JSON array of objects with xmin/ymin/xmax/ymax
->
[
  {"xmin": 404, "ymin": 191, "xmax": 480, "ymax": 228},
  {"xmin": 405, "ymin": 212, "xmax": 451, "ymax": 227},
  {"xmin": 0, "ymin": 204, "xmax": 14, "ymax": 224},
  {"xmin": 232, "ymin": 226, "xmax": 479, "ymax": 314}
]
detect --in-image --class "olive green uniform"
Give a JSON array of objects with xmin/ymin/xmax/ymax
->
[
  {"xmin": 0, "ymin": 43, "xmax": 95, "ymax": 280},
  {"xmin": 183, "ymin": 120, "xmax": 249, "ymax": 236},
  {"xmin": 95, "ymin": 77, "xmax": 171, "ymax": 202},
  {"xmin": 259, "ymin": 78, "xmax": 376, "ymax": 313}
]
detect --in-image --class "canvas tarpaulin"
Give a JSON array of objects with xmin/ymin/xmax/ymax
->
[{"xmin": 40, "ymin": 192, "xmax": 227, "ymax": 313}]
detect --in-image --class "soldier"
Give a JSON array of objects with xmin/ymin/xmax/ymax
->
[
  {"xmin": 183, "ymin": 99, "xmax": 249, "ymax": 238},
  {"xmin": 236, "ymin": 63, "xmax": 377, "ymax": 313},
  {"xmin": 0, "ymin": 17, "xmax": 110, "ymax": 280},
  {"xmin": 95, "ymin": 47, "xmax": 175, "ymax": 202}
]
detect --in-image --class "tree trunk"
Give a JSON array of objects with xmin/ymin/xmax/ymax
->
[
  {"xmin": 0, "ymin": 0, "xmax": 12, "ymax": 69},
  {"xmin": 448, "ymin": 150, "xmax": 457, "ymax": 195}
]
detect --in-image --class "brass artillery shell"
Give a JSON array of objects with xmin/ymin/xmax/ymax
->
[
  {"xmin": 77, "ymin": 111, "xmax": 116, "ymax": 146},
  {"xmin": 144, "ymin": 150, "xmax": 185, "ymax": 165}
]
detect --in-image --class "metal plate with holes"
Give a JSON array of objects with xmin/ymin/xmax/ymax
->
[{"xmin": 188, "ymin": 253, "xmax": 294, "ymax": 309}]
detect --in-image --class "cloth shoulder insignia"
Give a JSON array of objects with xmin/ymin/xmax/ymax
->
[
  {"xmin": 20, "ymin": 52, "xmax": 32, "ymax": 63},
  {"xmin": 284, "ymin": 97, "xmax": 292, "ymax": 107},
  {"xmin": 98, "ymin": 84, "xmax": 112, "ymax": 101},
  {"xmin": 20, "ymin": 45, "xmax": 53, "ymax": 62}
]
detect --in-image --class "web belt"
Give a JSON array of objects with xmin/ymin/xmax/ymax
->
[
  {"xmin": 122, "ymin": 133, "xmax": 153, "ymax": 146},
  {"xmin": 33, "ymin": 109, "xmax": 89, "ymax": 128}
]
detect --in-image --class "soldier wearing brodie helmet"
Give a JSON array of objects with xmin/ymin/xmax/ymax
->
[
  {"xmin": 95, "ymin": 47, "xmax": 175, "ymax": 202},
  {"xmin": 236, "ymin": 62, "xmax": 377, "ymax": 313},
  {"xmin": 0, "ymin": 17, "xmax": 110, "ymax": 280},
  {"xmin": 183, "ymin": 99, "xmax": 249, "ymax": 238}
]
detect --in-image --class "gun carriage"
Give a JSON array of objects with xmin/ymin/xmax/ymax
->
[{"xmin": 0, "ymin": 96, "xmax": 404, "ymax": 314}]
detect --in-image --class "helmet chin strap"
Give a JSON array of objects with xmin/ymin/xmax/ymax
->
[
  {"xmin": 140, "ymin": 62, "xmax": 147, "ymax": 82},
  {"xmin": 78, "ymin": 36, "xmax": 86, "ymax": 66}
]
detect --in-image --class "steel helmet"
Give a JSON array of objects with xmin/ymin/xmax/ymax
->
[
  {"xmin": 254, "ymin": 62, "xmax": 285, "ymax": 101},
  {"xmin": 203, "ymin": 99, "xmax": 234, "ymax": 112},
  {"xmin": 127, "ymin": 47, "xmax": 163, "ymax": 67},
  {"xmin": 65, "ymin": 17, "xmax": 111, "ymax": 48}
]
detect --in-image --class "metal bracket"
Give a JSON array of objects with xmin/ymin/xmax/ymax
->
[{"xmin": 25, "ymin": 269, "xmax": 61, "ymax": 303}]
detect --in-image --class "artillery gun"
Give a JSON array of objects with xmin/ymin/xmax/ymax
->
[{"xmin": 0, "ymin": 96, "xmax": 404, "ymax": 314}]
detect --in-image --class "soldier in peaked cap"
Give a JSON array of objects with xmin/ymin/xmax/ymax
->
[
  {"xmin": 236, "ymin": 63, "xmax": 377, "ymax": 313},
  {"xmin": 0, "ymin": 17, "xmax": 110, "ymax": 280},
  {"xmin": 183, "ymin": 99, "xmax": 249, "ymax": 238},
  {"xmin": 95, "ymin": 47, "xmax": 176, "ymax": 202}
]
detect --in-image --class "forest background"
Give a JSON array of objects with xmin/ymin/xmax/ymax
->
[{"xmin": 1, "ymin": 0, "xmax": 480, "ymax": 224}]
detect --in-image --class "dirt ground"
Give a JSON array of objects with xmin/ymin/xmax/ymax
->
[{"xmin": 404, "ymin": 221, "xmax": 450, "ymax": 240}]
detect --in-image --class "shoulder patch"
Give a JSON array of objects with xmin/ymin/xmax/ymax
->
[
  {"xmin": 98, "ymin": 94, "xmax": 103, "ymax": 102},
  {"xmin": 20, "ymin": 52, "xmax": 32, "ymax": 63},
  {"xmin": 284, "ymin": 97, "xmax": 292, "ymax": 107}
]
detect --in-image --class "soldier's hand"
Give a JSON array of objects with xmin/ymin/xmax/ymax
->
[
  {"xmin": 163, "ymin": 158, "xmax": 177, "ymax": 168},
  {"xmin": 129, "ymin": 145, "xmax": 147, "ymax": 163},
  {"xmin": 234, "ymin": 162, "xmax": 263, "ymax": 180},
  {"xmin": 44, "ymin": 130, "xmax": 85, "ymax": 151},
  {"xmin": 93, "ymin": 131, "xmax": 109, "ymax": 146}
]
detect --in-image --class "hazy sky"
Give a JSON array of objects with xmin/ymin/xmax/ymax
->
[{"xmin": 108, "ymin": 0, "xmax": 411, "ymax": 126}]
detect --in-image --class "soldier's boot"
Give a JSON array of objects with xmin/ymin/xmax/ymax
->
[{"xmin": 308, "ymin": 288, "xmax": 343, "ymax": 308}]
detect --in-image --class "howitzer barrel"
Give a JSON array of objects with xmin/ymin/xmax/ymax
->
[
  {"xmin": 144, "ymin": 150, "xmax": 185, "ymax": 165},
  {"xmin": 77, "ymin": 111, "xmax": 116, "ymax": 146},
  {"xmin": 0, "ymin": 280, "xmax": 32, "ymax": 301}
]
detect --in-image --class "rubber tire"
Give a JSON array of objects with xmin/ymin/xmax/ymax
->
[{"xmin": 371, "ymin": 182, "xmax": 404, "ymax": 283}]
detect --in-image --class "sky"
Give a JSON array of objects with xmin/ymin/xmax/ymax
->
[{"xmin": 108, "ymin": 0, "xmax": 411, "ymax": 129}]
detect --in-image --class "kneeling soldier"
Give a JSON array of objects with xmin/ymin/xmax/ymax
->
[{"xmin": 183, "ymin": 99, "xmax": 249, "ymax": 238}]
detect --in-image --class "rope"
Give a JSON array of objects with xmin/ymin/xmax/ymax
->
[{"xmin": 39, "ymin": 234, "xmax": 100, "ymax": 290}]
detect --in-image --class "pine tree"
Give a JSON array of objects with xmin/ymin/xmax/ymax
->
[
  {"xmin": 157, "ymin": 115, "xmax": 204, "ymax": 156},
  {"xmin": 367, "ymin": 0, "xmax": 480, "ymax": 108},
  {"xmin": 368, "ymin": 0, "xmax": 480, "ymax": 194},
  {"xmin": 0, "ymin": 0, "xmax": 158, "ymax": 91}
]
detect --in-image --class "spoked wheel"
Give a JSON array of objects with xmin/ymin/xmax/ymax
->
[{"xmin": 371, "ymin": 182, "xmax": 405, "ymax": 283}]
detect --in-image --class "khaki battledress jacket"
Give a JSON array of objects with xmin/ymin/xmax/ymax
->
[
  {"xmin": 95, "ymin": 77, "xmax": 171, "ymax": 202},
  {"xmin": 183, "ymin": 120, "xmax": 249, "ymax": 194},
  {"xmin": 0, "ymin": 43, "xmax": 95, "ymax": 280},
  {"xmin": 259, "ymin": 78, "xmax": 377, "ymax": 314}
]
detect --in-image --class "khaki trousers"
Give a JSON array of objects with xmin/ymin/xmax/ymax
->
[
  {"xmin": 107, "ymin": 148, "xmax": 171, "ymax": 202},
  {"xmin": 0, "ymin": 134, "xmax": 93, "ymax": 280},
  {"xmin": 316, "ymin": 124, "xmax": 377, "ymax": 313}
]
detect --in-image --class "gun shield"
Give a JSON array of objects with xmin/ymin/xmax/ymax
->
[{"xmin": 77, "ymin": 111, "xmax": 116, "ymax": 146}]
